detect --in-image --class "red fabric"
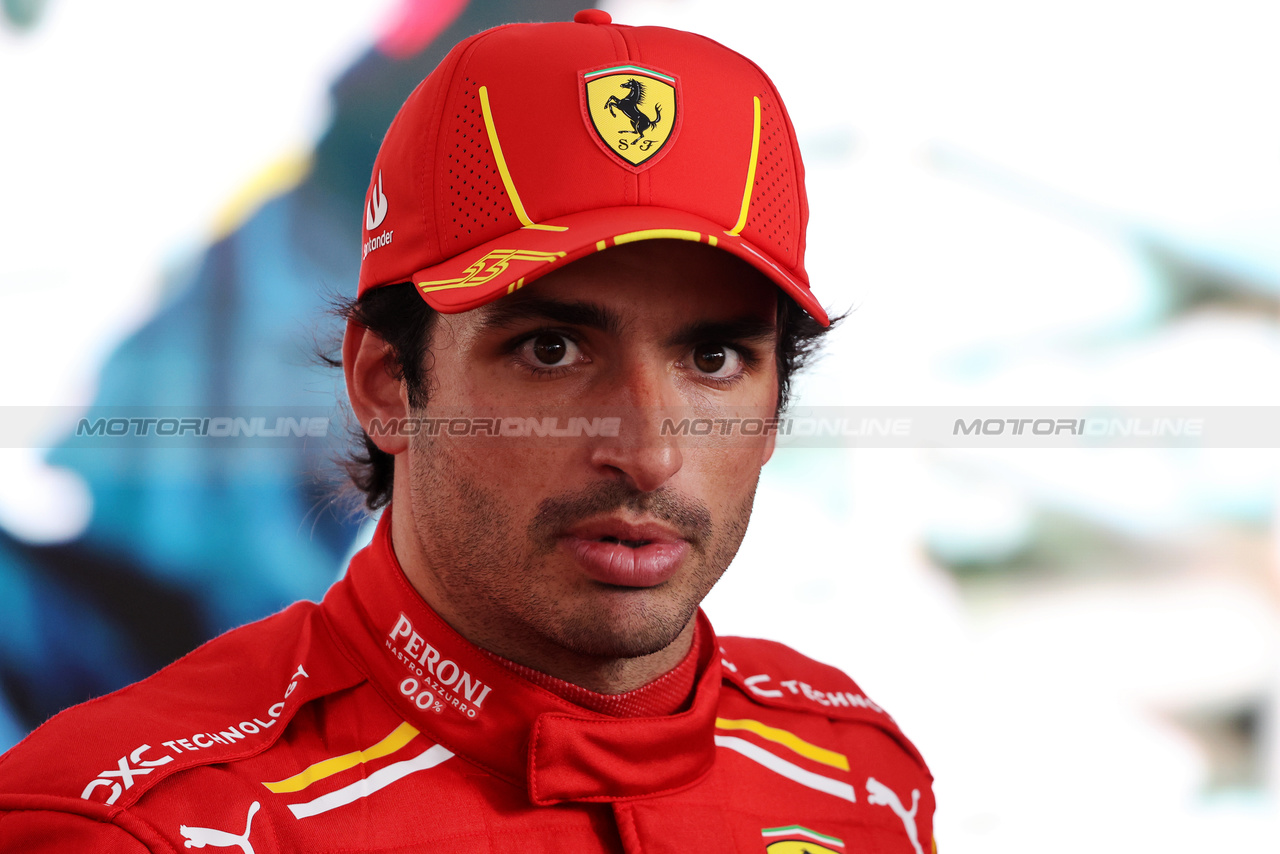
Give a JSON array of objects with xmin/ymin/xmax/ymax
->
[
  {"xmin": 0, "ymin": 809, "xmax": 149, "ymax": 852},
  {"xmin": 0, "ymin": 510, "xmax": 934, "ymax": 852},
  {"xmin": 481, "ymin": 621, "xmax": 699, "ymax": 718},
  {"xmin": 356, "ymin": 16, "xmax": 825, "ymax": 324}
]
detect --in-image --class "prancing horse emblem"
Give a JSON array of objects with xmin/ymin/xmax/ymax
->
[
  {"xmin": 604, "ymin": 79, "xmax": 662, "ymax": 140},
  {"xmin": 582, "ymin": 64, "xmax": 680, "ymax": 170}
]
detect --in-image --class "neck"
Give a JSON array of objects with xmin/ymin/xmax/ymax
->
[{"xmin": 475, "ymin": 621, "xmax": 697, "ymax": 695}]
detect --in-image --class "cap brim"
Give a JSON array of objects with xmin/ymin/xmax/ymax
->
[{"xmin": 410, "ymin": 206, "xmax": 829, "ymax": 326}]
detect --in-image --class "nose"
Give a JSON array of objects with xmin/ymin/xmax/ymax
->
[{"xmin": 588, "ymin": 361, "xmax": 683, "ymax": 493}]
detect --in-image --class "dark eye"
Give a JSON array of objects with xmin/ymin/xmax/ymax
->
[
  {"xmin": 689, "ymin": 343, "xmax": 743, "ymax": 379},
  {"xmin": 531, "ymin": 333, "xmax": 568, "ymax": 365},
  {"xmin": 693, "ymin": 345, "xmax": 726, "ymax": 374},
  {"xmin": 517, "ymin": 332, "xmax": 582, "ymax": 370}
]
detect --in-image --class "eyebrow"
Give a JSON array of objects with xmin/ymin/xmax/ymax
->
[
  {"xmin": 477, "ymin": 294, "xmax": 777, "ymax": 347},
  {"xmin": 663, "ymin": 316, "xmax": 778, "ymax": 349},
  {"xmin": 477, "ymin": 296, "xmax": 623, "ymax": 336}
]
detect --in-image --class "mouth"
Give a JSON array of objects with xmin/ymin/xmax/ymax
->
[
  {"xmin": 559, "ymin": 519, "xmax": 690, "ymax": 587},
  {"xmin": 597, "ymin": 536, "xmax": 652, "ymax": 548}
]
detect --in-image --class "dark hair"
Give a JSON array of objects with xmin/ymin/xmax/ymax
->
[
  {"xmin": 332, "ymin": 282, "xmax": 837, "ymax": 512},
  {"xmin": 329, "ymin": 285, "xmax": 438, "ymax": 512}
]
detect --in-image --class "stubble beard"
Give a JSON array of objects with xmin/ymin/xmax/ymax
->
[{"xmin": 406, "ymin": 432, "xmax": 759, "ymax": 666}]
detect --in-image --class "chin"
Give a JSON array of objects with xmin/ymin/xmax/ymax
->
[{"xmin": 550, "ymin": 601, "xmax": 695, "ymax": 660}]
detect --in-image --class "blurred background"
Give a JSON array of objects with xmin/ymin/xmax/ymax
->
[{"xmin": 2, "ymin": 0, "xmax": 1278, "ymax": 850}]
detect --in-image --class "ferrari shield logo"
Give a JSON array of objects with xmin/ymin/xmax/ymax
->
[
  {"xmin": 582, "ymin": 64, "xmax": 679, "ymax": 170},
  {"xmin": 765, "ymin": 842, "xmax": 842, "ymax": 854},
  {"xmin": 761, "ymin": 825, "xmax": 845, "ymax": 853}
]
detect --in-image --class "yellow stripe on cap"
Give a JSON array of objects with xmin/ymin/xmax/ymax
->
[
  {"xmin": 262, "ymin": 722, "xmax": 419, "ymax": 793},
  {"xmin": 715, "ymin": 717, "xmax": 850, "ymax": 771},
  {"xmin": 726, "ymin": 96, "xmax": 762, "ymax": 236},
  {"xmin": 478, "ymin": 86, "xmax": 567, "ymax": 232},
  {"xmin": 613, "ymin": 229, "xmax": 704, "ymax": 245}
]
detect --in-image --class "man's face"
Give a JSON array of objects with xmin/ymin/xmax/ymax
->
[{"xmin": 397, "ymin": 240, "xmax": 779, "ymax": 671}]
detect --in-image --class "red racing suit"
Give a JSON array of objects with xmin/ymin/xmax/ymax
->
[{"xmin": 0, "ymin": 514, "xmax": 935, "ymax": 853}]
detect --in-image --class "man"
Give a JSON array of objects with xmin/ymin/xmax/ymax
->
[{"xmin": 0, "ymin": 10, "xmax": 934, "ymax": 852}]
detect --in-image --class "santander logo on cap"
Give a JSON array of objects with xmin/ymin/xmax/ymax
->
[{"xmin": 363, "ymin": 171, "xmax": 393, "ymax": 259}]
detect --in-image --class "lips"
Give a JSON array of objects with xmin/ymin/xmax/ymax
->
[{"xmin": 559, "ymin": 519, "xmax": 690, "ymax": 587}]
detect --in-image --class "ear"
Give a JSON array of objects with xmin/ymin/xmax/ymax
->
[
  {"xmin": 759, "ymin": 369, "xmax": 781, "ymax": 467},
  {"xmin": 760, "ymin": 424, "xmax": 777, "ymax": 467},
  {"xmin": 343, "ymin": 318, "xmax": 410, "ymax": 455}
]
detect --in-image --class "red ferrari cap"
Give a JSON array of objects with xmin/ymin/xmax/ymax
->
[{"xmin": 357, "ymin": 9, "xmax": 827, "ymax": 325}]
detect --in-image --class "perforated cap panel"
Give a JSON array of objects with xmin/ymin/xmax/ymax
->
[
  {"xmin": 744, "ymin": 98, "xmax": 797, "ymax": 267},
  {"xmin": 442, "ymin": 77, "xmax": 518, "ymax": 254}
]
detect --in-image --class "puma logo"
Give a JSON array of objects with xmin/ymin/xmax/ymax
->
[
  {"xmin": 866, "ymin": 777, "xmax": 922, "ymax": 854},
  {"xmin": 179, "ymin": 801, "xmax": 260, "ymax": 854}
]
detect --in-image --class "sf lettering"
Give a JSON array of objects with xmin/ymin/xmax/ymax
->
[{"xmin": 616, "ymin": 137, "xmax": 656, "ymax": 153}]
